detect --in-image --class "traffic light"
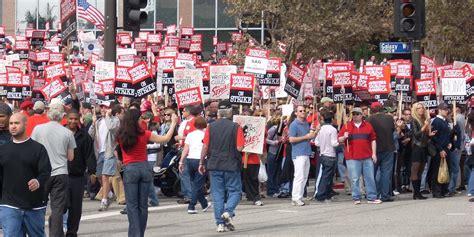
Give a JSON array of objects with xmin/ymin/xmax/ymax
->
[
  {"xmin": 393, "ymin": 0, "xmax": 425, "ymax": 39},
  {"xmin": 123, "ymin": 0, "xmax": 148, "ymax": 31}
]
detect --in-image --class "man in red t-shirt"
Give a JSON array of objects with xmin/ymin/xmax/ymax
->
[
  {"xmin": 26, "ymin": 101, "xmax": 49, "ymax": 136},
  {"xmin": 338, "ymin": 107, "xmax": 381, "ymax": 205}
]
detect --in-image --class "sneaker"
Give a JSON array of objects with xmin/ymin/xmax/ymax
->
[
  {"xmin": 277, "ymin": 192, "xmax": 289, "ymax": 198},
  {"xmin": 291, "ymin": 200, "xmax": 305, "ymax": 206},
  {"xmin": 216, "ymin": 224, "xmax": 226, "ymax": 232},
  {"xmin": 108, "ymin": 195, "xmax": 117, "ymax": 204},
  {"xmin": 393, "ymin": 190, "xmax": 400, "ymax": 196},
  {"xmin": 177, "ymin": 198, "xmax": 190, "ymax": 204},
  {"xmin": 304, "ymin": 196, "xmax": 314, "ymax": 201},
  {"xmin": 353, "ymin": 200, "xmax": 361, "ymax": 205},
  {"xmin": 367, "ymin": 199, "xmax": 383, "ymax": 204},
  {"xmin": 187, "ymin": 209, "xmax": 198, "ymax": 214},
  {"xmin": 120, "ymin": 208, "xmax": 127, "ymax": 215},
  {"xmin": 254, "ymin": 200, "xmax": 264, "ymax": 206},
  {"xmin": 202, "ymin": 202, "xmax": 212, "ymax": 212},
  {"xmin": 98, "ymin": 202, "xmax": 108, "ymax": 211},
  {"xmin": 221, "ymin": 212, "xmax": 235, "ymax": 231},
  {"xmin": 271, "ymin": 193, "xmax": 279, "ymax": 198},
  {"xmin": 469, "ymin": 198, "xmax": 474, "ymax": 202},
  {"xmin": 468, "ymin": 193, "xmax": 473, "ymax": 197}
]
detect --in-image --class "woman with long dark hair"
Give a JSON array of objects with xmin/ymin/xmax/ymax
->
[
  {"xmin": 410, "ymin": 102, "xmax": 433, "ymax": 200},
  {"xmin": 117, "ymin": 109, "xmax": 178, "ymax": 237}
]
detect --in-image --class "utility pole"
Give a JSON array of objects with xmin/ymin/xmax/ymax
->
[{"xmin": 104, "ymin": 0, "xmax": 117, "ymax": 62}]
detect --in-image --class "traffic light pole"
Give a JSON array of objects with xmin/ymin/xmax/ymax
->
[
  {"xmin": 104, "ymin": 0, "xmax": 117, "ymax": 62},
  {"xmin": 411, "ymin": 39, "xmax": 421, "ymax": 98}
]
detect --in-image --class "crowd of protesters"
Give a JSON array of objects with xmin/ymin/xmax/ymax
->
[{"xmin": 0, "ymin": 33, "xmax": 472, "ymax": 235}]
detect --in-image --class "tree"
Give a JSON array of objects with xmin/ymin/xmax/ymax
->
[
  {"xmin": 24, "ymin": 3, "xmax": 58, "ymax": 30},
  {"xmin": 425, "ymin": 0, "xmax": 474, "ymax": 63},
  {"xmin": 225, "ymin": 0, "xmax": 393, "ymax": 65},
  {"xmin": 225, "ymin": 0, "xmax": 474, "ymax": 65}
]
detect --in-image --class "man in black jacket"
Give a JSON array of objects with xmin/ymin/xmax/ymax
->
[
  {"xmin": 0, "ymin": 113, "xmax": 51, "ymax": 236},
  {"xmin": 65, "ymin": 110, "xmax": 97, "ymax": 237}
]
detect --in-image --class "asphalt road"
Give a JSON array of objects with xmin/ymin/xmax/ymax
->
[{"xmin": 72, "ymin": 189, "xmax": 473, "ymax": 236}]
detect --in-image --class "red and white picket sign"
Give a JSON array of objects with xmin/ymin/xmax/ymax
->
[
  {"xmin": 415, "ymin": 78, "xmax": 436, "ymax": 96},
  {"xmin": 244, "ymin": 48, "xmax": 269, "ymax": 74},
  {"xmin": 181, "ymin": 27, "xmax": 194, "ymax": 36}
]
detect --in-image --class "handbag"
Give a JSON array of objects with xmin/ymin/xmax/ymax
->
[
  {"xmin": 437, "ymin": 156, "xmax": 449, "ymax": 184},
  {"xmin": 427, "ymin": 141, "xmax": 437, "ymax": 157},
  {"xmin": 258, "ymin": 160, "xmax": 268, "ymax": 183}
]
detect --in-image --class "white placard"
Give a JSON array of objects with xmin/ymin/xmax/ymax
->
[
  {"xmin": 282, "ymin": 104, "xmax": 294, "ymax": 116},
  {"xmin": 95, "ymin": 61, "xmax": 116, "ymax": 82},
  {"xmin": 441, "ymin": 77, "xmax": 466, "ymax": 96},
  {"xmin": 209, "ymin": 65, "xmax": 237, "ymax": 100},
  {"xmin": 233, "ymin": 115, "xmax": 266, "ymax": 154}
]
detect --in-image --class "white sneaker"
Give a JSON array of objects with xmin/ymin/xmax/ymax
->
[
  {"xmin": 254, "ymin": 200, "xmax": 264, "ymax": 206},
  {"xmin": 468, "ymin": 193, "xmax": 472, "ymax": 197},
  {"xmin": 221, "ymin": 212, "xmax": 235, "ymax": 231},
  {"xmin": 187, "ymin": 209, "xmax": 198, "ymax": 214},
  {"xmin": 202, "ymin": 202, "xmax": 212, "ymax": 212},
  {"xmin": 367, "ymin": 199, "xmax": 383, "ymax": 204},
  {"xmin": 216, "ymin": 224, "xmax": 226, "ymax": 232},
  {"xmin": 291, "ymin": 200, "xmax": 305, "ymax": 206},
  {"xmin": 393, "ymin": 190, "xmax": 400, "ymax": 196}
]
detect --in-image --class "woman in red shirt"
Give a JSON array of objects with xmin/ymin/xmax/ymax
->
[{"xmin": 117, "ymin": 109, "xmax": 178, "ymax": 237}]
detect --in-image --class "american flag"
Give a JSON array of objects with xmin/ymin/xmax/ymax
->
[{"xmin": 77, "ymin": 0, "xmax": 105, "ymax": 30}]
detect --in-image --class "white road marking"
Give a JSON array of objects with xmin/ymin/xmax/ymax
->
[
  {"xmin": 80, "ymin": 204, "xmax": 183, "ymax": 221},
  {"xmin": 446, "ymin": 213, "xmax": 466, "ymax": 216},
  {"xmin": 276, "ymin": 210, "xmax": 299, "ymax": 213}
]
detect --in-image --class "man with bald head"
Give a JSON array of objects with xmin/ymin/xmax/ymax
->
[{"xmin": 0, "ymin": 113, "xmax": 51, "ymax": 236}]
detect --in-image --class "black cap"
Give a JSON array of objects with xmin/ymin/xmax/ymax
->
[
  {"xmin": 82, "ymin": 102, "xmax": 92, "ymax": 110},
  {"xmin": 218, "ymin": 100, "xmax": 232, "ymax": 109},
  {"xmin": 438, "ymin": 102, "xmax": 449, "ymax": 110}
]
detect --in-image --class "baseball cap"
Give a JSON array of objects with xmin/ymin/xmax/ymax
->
[
  {"xmin": 20, "ymin": 100, "xmax": 34, "ymax": 110},
  {"xmin": 49, "ymin": 103, "xmax": 64, "ymax": 114},
  {"xmin": 218, "ymin": 100, "xmax": 232, "ymax": 109},
  {"xmin": 351, "ymin": 107, "xmax": 363, "ymax": 114},
  {"xmin": 33, "ymin": 101, "xmax": 45, "ymax": 110},
  {"xmin": 321, "ymin": 97, "xmax": 334, "ymax": 104},
  {"xmin": 82, "ymin": 102, "xmax": 92, "ymax": 110},
  {"xmin": 438, "ymin": 102, "xmax": 449, "ymax": 110},
  {"xmin": 63, "ymin": 98, "xmax": 73, "ymax": 106},
  {"xmin": 370, "ymin": 102, "xmax": 383, "ymax": 109},
  {"xmin": 0, "ymin": 102, "xmax": 12, "ymax": 116}
]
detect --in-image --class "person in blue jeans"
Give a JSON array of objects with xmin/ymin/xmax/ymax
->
[
  {"xmin": 198, "ymin": 100, "xmax": 245, "ymax": 232},
  {"xmin": 179, "ymin": 117, "xmax": 210, "ymax": 213},
  {"xmin": 0, "ymin": 113, "xmax": 51, "ymax": 236},
  {"xmin": 266, "ymin": 121, "xmax": 281, "ymax": 197},
  {"xmin": 117, "ymin": 109, "xmax": 177, "ymax": 237},
  {"xmin": 338, "ymin": 107, "xmax": 382, "ymax": 204},
  {"xmin": 367, "ymin": 102, "xmax": 397, "ymax": 202}
]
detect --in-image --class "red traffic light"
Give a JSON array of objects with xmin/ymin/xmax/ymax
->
[{"xmin": 401, "ymin": 3, "xmax": 415, "ymax": 17}]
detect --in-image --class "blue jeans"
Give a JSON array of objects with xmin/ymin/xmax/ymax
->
[
  {"xmin": 1, "ymin": 206, "xmax": 46, "ymax": 237},
  {"xmin": 448, "ymin": 149, "xmax": 461, "ymax": 193},
  {"xmin": 316, "ymin": 155, "xmax": 337, "ymax": 201},
  {"xmin": 209, "ymin": 170, "xmax": 242, "ymax": 225},
  {"xmin": 468, "ymin": 166, "xmax": 474, "ymax": 195},
  {"xmin": 147, "ymin": 161, "xmax": 159, "ymax": 206},
  {"xmin": 336, "ymin": 147, "xmax": 346, "ymax": 182},
  {"xmin": 346, "ymin": 159, "xmax": 378, "ymax": 201},
  {"xmin": 178, "ymin": 155, "xmax": 192, "ymax": 199},
  {"xmin": 266, "ymin": 152, "xmax": 280, "ymax": 195},
  {"xmin": 186, "ymin": 159, "xmax": 208, "ymax": 210},
  {"xmin": 374, "ymin": 151, "xmax": 394, "ymax": 200},
  {"xmin": 123, "ymin": 161, "xmax": 152, "ymax": 237}
]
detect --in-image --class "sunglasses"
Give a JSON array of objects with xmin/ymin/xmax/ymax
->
[
  {"xmin": 164, "ymin": 113, "xmax": 172, "ymax": 116},
  {"xmin": 298, "ymin": 110, "xmax": 305, "ymax": 112}
]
